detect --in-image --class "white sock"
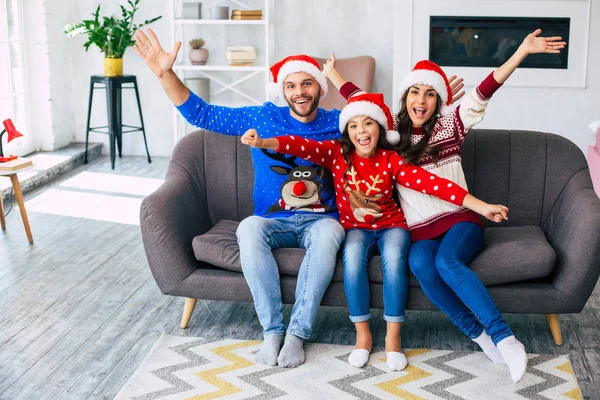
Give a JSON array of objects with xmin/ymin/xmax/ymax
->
[
  {"xmin": 348, "ymin": 349, "xmax": 370, "ymax": 368},
  {"xmin": 472, "ymin": 331, "xmax": 506, "ymax": 365},
  {"xmin": 497, "ymin": 336, "xmax": 528, "ymax": 383},
  {"xmin": 386, "ymin": 352, "xmax": 408, "ymax": 371}
]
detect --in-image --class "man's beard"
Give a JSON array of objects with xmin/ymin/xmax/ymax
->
[{"xmin": 286, "ymin": 94, "xmax": 319, "ymax": 118}]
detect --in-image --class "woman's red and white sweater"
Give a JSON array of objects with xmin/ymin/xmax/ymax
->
[
  {"xmin": 342, "ymin": 72, "xmax": 502, "ymax": 240},
  {"xmin": 398, "ymin": 73, "xmax": 502, "ymax": 240},
  {"xmin": 275, "ymin": 135, "xmax": 467, "ymax": 231}
]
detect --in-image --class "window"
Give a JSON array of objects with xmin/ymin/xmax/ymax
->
[{"xmin": 0, "ymin": 0, "xmax": 30, "ymax": 156}]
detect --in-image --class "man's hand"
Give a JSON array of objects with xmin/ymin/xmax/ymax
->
[
  {"xmin": 519, "ymin": 29, "xmax": 566, "ymax": 56},
  {"xmin": 134, "ymin": 28, "xmax": 181, "ymax": 78},
  {"xmin": 241, "ymin": 129, "xmax": 264, "ymax": 148},
  {"xmin": 322, "ymin": 52, "xmax": 337, "ymax": 80},
  {"xmin": 448, "ymin": 75, "xmax": 465, "ymax": 104}
]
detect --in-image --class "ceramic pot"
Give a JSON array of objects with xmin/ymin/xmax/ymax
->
[
  {"xmin": 189, "ymin": 48, "xmax": 209, "ymax": 65},
  {"xmin": 104, "ymin": 57, "xmax": 123, "ymax": 77}
]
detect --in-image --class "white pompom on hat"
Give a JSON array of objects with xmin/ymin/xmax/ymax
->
[
  {"xmin": 397, "ymin": 60, "xmax": 454, "ymax": 116},
  {"xmin": 267, "ymin": 55, "xmax": 328, "ymax": 102},
  {"xmin": 339, "ymin": 93, "xmax": 400, "ymax": 145}
]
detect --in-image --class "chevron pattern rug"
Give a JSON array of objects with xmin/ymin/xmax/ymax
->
[{"xmin": 115, "ymin": 334, "xmax": 582, "ymax": 400}]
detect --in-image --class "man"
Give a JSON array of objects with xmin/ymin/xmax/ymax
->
[{"xmin": 134, "ymin": 29, "xmax": 353, "ymax": 368}]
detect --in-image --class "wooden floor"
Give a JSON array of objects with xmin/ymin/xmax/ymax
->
[{"xmin": 0, "ymin": 156, "xmax": 598, "ymax": 400}]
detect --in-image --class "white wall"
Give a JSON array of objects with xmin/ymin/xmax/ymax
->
[{"xmin": 44, "ymin": 0, "xmax": 597, "ymax": 157}]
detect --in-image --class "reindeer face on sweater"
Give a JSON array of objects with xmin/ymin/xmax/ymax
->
[
  {"xmin": 262, "ymin": 149, "xmax": 333, "ymax": 214},
  {"xmin": 275, "ymin": 166, "xmax": 320, "ymax": 208},
  {"xmin": 345, "ymin": 166, "xmax": 384, "ymax": 223}
]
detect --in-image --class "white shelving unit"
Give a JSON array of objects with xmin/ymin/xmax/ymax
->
[{"xmin": 169, "ymin": 0, "xmax": 272, "ymax": 142}]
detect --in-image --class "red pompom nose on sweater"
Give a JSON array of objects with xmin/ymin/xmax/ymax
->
[
  {"xmin": 293, "ymin": 181, "xmax": 307, "ymax": 196},
  {"xmin": 364, "ymin": 214, "xmax": 375, "ymax": 223}
]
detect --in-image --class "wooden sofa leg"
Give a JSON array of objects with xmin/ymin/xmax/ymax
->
[
  {"xmin": 546, "ymin": 313, "xmax": 563, "ymax": 346},
  {"xmin": 181, "ymin": 298, "xmax": 197, "ymax": 328}
]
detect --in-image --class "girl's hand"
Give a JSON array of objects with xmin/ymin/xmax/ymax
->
[
  {"xmin": 519, "ymin": 29, "xmax": 566, "ymax": 55},
  {"xmin": 448, "ymin": 75, "xmax": 465, "ymax": 104},
  {"xmin": 480, "ymin": 204, "xmax": 509, "ymax": 223},
  {"xmin": 134, "ymin": 28, "xmax": 181, "ymax": 78},
  {"xmin": 241, "ymin": 129, "xmax": 263, "ymax": 148},
  {"xmin": 322, "ymin": 52, "xmax": 337, "ymax": 80}
]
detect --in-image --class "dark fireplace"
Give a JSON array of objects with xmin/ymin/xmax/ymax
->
[{"xmin": 429, "ymin": 16, "xmax": 569, "ymax": 69}]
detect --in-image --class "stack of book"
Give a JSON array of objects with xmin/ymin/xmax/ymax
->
[
  {"xmin": 0, "ymin": 157, "xmax": 33, "ymax": 172},
  {"xmin": 231, "ymin": 9, "xmax": 263, "ymax": 20},
  {"xmin": 225, "ymin": 46, "xmax": 257, "ymax": 66}
]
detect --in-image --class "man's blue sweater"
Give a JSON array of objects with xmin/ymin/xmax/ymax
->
[{"xmin": 176, "ymin": 91, "xmax": 342, "ymax": 218}]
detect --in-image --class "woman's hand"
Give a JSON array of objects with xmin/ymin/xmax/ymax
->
[
  {"xmin": 448, "ymin": 75, "xmax": 465, "ymax": 104},
  {"xmin": 519, "ymin": 29, "xmax": 566, "ymax": 55},
  {"xmin": 322, "ymin": 52, "xmax": 337, "ymax": 80}
]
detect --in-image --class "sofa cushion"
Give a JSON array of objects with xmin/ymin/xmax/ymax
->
[{"xmin": 193, "ymin": 221, "xmax": 555, "ymax": 286}]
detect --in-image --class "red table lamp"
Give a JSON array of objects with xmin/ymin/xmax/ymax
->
[{"xmin": 0, "ymin": 119, "xmax": 24, "ymax": 162}]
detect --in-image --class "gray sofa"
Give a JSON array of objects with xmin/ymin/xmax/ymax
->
[{"xmin": 140, "ymin": 128, "xmax": 600, "ymax": 345}]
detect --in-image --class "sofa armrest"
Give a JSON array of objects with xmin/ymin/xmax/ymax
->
[
  {"xmin": 141, "ymin": 160, "xmax": 212, "ymax": 295},
  {"xmin": 542, "ymin": 169, "xmax": 600, "ymax": 310}
]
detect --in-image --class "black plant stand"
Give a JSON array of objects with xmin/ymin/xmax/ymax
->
[{"xmin": 84, "ymin": 75, "xmax": 151, "ymax": 169}]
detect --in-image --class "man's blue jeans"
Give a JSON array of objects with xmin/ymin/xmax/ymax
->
[
  {"xmin": 236, "ymin": 214, "xmax": 345, "ymax": 340},
  {"xmin": 343, "ymin": 227, "xmax": 411, "ymax": 323},
  {"xmin": 408, "ymin": 222, "xmax": 513, "ymax": 344}
]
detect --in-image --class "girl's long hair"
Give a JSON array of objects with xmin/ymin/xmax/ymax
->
[
  {"xmin": 338, "ymin": 121, "xmax": 395, "ymax": 189},
  {"xmin": 395, "ymin": 90, "xmax": 443, "ymax": 165}
]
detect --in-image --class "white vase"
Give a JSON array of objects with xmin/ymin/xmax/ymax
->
[
  {"xmin": 209, "ymin": 6, "xmax": 229, "ymax": 19},
  {"xmin": 189, "ymin": 48, "xmax": 209, "ymax": 65}
]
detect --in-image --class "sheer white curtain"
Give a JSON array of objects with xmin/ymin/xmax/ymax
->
[{"xmin": 0, "ymin": 0, "xmax": 32, "ymax": 156}]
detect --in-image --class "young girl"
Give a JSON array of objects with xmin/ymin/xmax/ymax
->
[
  {"xmin": 240, "ymin": 93, "xmax": 508, "ymax": 371},
  {"xmin": 324, "ymin": 28, "xmax": 566, "ymax": 382}
]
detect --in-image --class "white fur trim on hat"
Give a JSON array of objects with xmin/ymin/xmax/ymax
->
[
  {"xmin": 439, "ymin": 104, "xmax": 453, "ymax": 116},
  {"xmin": 386, "ymin": 130, "xmax": 400, "ymax": 145},
  {"xmin": 397, "ymin": 70, "xmax": 449, "ymax": 106},
  {"xmin": 339, "ymin": 101, "xmax": 389, "ymax": 133},
  {"xmin": 275, "ymin": 60, "xmax": 328, "ymax": 100}
]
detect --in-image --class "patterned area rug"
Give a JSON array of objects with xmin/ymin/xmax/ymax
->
[{"xmin": 115, "ymin": 334, "xmax": 582, "ymax": 400}]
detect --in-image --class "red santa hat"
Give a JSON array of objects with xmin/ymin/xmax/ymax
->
[
  {"xmin": 267, "ymin": 55, "xmax": 328, "ymax": 101},
  {"xmin": 397, "ymin": 60, "xmax": 453, "ymax": 116},
  {"xmin": 338, "ymin": 93, "xmax": 400, "ymax": 145}
]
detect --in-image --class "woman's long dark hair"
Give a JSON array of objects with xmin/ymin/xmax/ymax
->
[
  {"xmin": 395, "ymin": 90, "xmax": 442, "ymax": 164},
  {"xmin": 338, "ymin": 121, "xmax": 395, "ymax": 190}
]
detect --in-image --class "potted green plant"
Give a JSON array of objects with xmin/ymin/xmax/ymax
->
[
  {"xmin": 64, "ymin": 0, "xmax": 161, "ymax": 77},
  {"xmin": 189, "ymin": 38, "xmax": 209, "ymax": 65}
]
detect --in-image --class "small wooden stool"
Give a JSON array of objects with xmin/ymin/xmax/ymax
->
[{"xmin": 0, "ymin": 165, "xmax": 34, "ymax": 243}]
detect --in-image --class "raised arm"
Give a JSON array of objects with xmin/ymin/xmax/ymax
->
[
  {"xmin": 240, "ymin": 129, "xmax": 279, "ymax": 150},
  {"xmin": 493, "ymin": 29, "xmax": 566, "ymax": 84},
  {"xmin": 321, "ymin": 53, "xmax": 350, "ymax": 91},
  {"xmin": 134, "ymin": 28, "xmax": 190, "ymax": 106}
]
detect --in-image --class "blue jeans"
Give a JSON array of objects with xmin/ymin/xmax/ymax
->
[
  {"xmin": 408, "ymin": 222, "xmax": 513, "ymax": 344},
  {"xmin": 236, "ymin": 214, "xmax": 345, "ymax": 339},
  {"xmin": 343, "ymin": 228, "xmax": 410, "ymax": 323}
]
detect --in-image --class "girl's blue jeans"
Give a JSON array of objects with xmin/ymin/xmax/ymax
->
[{"xmin": 343, "ymin": 227, "xmax": 410, "ymax": 323}]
